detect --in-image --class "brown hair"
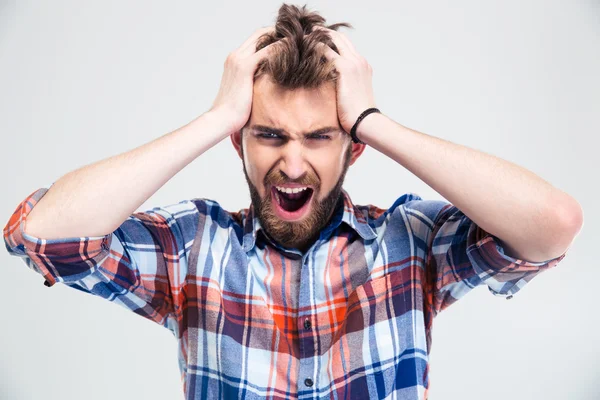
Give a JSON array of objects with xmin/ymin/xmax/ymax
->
[{"xmin": 254, "ymin": 4, "xmax": 353, "ymax": 89}]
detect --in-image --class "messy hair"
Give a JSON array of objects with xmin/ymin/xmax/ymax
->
[{"xmin": 254, "ymin": 3, "xmax": 353, "ymax": 89}]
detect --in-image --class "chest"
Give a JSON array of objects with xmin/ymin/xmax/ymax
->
[{"xmin": 178, "ymin": 223, "xmax": 431, "ymax": 398}]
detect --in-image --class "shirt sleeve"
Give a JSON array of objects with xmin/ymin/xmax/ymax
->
[
  {"xmin": 403, "ymin": 198, "xmax": 568, "ymax": 317},
  {"xmin": 3, "ymin": 185, "xmax": 199, "ymax": 331}
]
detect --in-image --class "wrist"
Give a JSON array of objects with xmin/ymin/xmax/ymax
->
[
  {"xmin": 201, "ymin": 108, "xmax": 240, "ymax": 139},
  {"xmin": 355, "ymin": 111, "xmax": 388, "ymax": 144}
]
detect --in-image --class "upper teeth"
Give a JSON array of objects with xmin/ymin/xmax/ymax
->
[{"xmin": 276, "ymin": 186, "xmax": 309, "ymax": 194}]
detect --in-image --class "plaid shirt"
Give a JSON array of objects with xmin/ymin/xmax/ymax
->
[{"xmin": 4, "ymin": 185, "xmax": 567, "ymax": 400}]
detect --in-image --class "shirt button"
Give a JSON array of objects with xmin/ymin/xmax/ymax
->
[
  {"xmin": 304, "ymin": 378, "xmax": 313, "ymax": 387},
  {"xmin": 304, "ymin": 318, "xmax": 311, "ymax": 330}
]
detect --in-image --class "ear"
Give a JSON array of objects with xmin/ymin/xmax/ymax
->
[
  {"xmin": 230, "ymin": 129, "xmax": 243, "ymax": 159},
  {"xmin": 348, "ymin": 141, "xmax": 366, "ymax": 166}
]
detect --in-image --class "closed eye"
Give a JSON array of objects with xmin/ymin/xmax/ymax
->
[
  {"xmin": 308, "ymin": 134, "xmax": 331, "ymax": 140},
  {"xmin": 257, "ymin": 132, "xmax": 282, "ymax": 139},
  {"xmin": 256, "ymin": 132, "xmax": 331, "ymax": 141}
]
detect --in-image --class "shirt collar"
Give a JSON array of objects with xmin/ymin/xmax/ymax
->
[{"xmin": 241, "ymin": 188, "xmax": 377, "ymax": 253}]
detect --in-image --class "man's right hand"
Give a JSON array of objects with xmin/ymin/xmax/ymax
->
[
  {"xmin": 210, "ymin": 26, "xmax": 280, "ymax": 136},
  {"xmin": 21, "ymin": 27, "xmax": 282, "ymax": 240}
]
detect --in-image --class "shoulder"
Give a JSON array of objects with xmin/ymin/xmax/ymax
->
[
  {"xmin": 355, "ymin": 192, "xmax": 446, "ymax": 221},
  {"xmin": 354, "ymin": 192, "xmax": 455, "ymax": 236},
  {"xmin": 187, "ymin": 197, "xmax": 248, "ymax": 228},
  {"xmin": 129, "ymin": 197, "xmax": 249, "ymax": 248},
  {"xmin": 398, "ymin": 194, "xmax": 453, "ymax": 224}
]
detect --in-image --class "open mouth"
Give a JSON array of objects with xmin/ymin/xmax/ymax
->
[{"xmin": 271, "ymin": 186, "xmax": 314, "ymax": 220}]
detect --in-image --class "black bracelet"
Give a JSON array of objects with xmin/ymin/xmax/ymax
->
[{"xmin": 350, "ymin": 107, "xmax": 380, "ymax": 144}]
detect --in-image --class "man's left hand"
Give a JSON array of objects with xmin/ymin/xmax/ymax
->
[{"xmin": 313, "ymin": 26, "xmax": 378, "ymax": 135}]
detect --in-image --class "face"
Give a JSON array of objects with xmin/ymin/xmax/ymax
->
[{"xmin": 231, "ymin": 75, "xmax": 365, "ymax": 252}]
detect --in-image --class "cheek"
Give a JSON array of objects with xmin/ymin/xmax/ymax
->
[
  {"xmin": 243, "ymin": 143, "xmax": 261, "ymax": 175},
  {"xmin": 313, "ymin": 153, "xmax": 345, "ymax": 186},
  {"xmin": 244, "ymin": 150, "xmax": 272, "ymax": 193},
  {"xmin": 330, "ymin": 145, "xmax": 348, "ymax": 171}
]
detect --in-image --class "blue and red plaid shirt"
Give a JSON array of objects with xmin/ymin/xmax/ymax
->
[{"xmin": 4, "ymin": 185, "xmax": 567, "ymax": 399}]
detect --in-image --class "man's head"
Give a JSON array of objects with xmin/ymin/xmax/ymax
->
[{"xmin": 230, "ymin": 4, "xmax": 366, "ymax": 252}]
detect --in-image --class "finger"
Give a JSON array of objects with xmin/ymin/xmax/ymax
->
[
  {"xmin": 316, "ymin": 41, "xmax": 341, "ymax": 62},
  {"xmin": 249, "ymin": 38, "xmax": 283, "ymax": 65},
  {"xmin": 316, "ymin": 42, "xmax": 351, "ymax": 76},
  {"xmin": 239, "ymin": 26, "xmax": 275, "ymax": 53},
  {"xmin": 312, "ymin": 26, "xmax": 358, "ymax": 58}
]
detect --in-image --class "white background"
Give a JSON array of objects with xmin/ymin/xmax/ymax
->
[{"xmin": 1, "ymin": 1, "xmax": 598, "ymax": 399}]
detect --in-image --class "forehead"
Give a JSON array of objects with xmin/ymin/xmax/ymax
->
[{"xmin": 250, "ymin": 75, "xmax": 340, "ymax": 133}]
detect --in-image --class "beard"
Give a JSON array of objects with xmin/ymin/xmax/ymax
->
[{"xmin": 241, "ymin": 143, "xmax": 352, "ymax": 252}]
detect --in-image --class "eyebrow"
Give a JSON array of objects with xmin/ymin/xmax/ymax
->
[{"xmin": 250, "ymin": 124, "xmax": 340, "ymax": 137}]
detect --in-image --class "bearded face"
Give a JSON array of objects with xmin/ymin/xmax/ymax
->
[
  {"xmin": 241, "ymin": 142, "xmax": 352, "ymax": 251},
  {"xmin": 231, "ymin": 75, "xmax": 365, "ymax": 252}
]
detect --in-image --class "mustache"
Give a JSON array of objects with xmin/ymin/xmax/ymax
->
[{"xmin": 264, "ymin": 171, "xmax": 320, "ymax": 188}]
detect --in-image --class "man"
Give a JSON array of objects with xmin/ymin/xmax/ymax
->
[{"xmin": 3, "ymin": 4, "xmax": 583, "ymax": 400}]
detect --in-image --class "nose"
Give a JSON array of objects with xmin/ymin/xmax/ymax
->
[{"xmin": 279, "ymin": 140, "xmax": 308, "ymax": 181}]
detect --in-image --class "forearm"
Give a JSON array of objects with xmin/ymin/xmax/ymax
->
[
  {"xmin": 357, "ymin": 113, "xmax": 583, "ymax": 262},
  {"xmin": 24, "ymin": 109, "xmax": 232, "ymax": 239}
]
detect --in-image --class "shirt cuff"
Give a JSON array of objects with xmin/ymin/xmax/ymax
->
[
  {"xmin": 466, "ymin": 224, "xmax": 567, "ymax": 298},
  {"xmin": 4, "ymin": 186, "xmax": 112, "ymax": 287}
]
